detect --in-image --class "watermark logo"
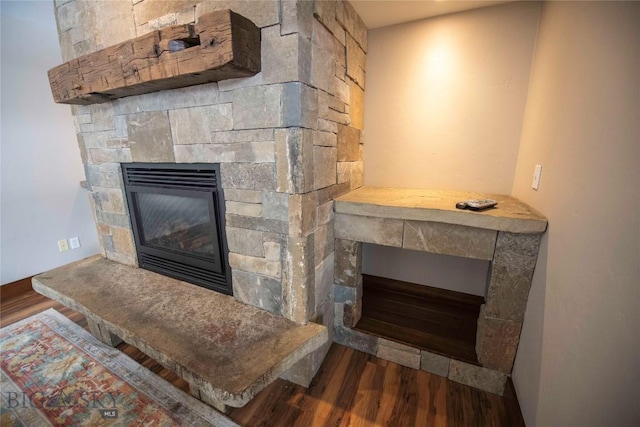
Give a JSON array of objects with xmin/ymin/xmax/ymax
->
[{"xmin": 2, "ymin": 390, "xmax": 121, "ymax": 418}]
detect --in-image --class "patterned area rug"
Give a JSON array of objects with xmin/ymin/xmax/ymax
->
[{"xmin": 0, "ymin": 309, "xmax": 240, "ymax": 427}]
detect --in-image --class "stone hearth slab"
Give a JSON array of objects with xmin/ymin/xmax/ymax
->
[
  {"xmin": 32, "ymin": 256, "xmax": 328, "ymax": 408},
  {"xmin": 335, "ymin": 187, "xmax": 547, "ymax": 234}
]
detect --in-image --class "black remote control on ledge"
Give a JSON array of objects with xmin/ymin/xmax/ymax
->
[{"xmin": 455, "ymin": 199, "xmax": 498, "ymax": 211}]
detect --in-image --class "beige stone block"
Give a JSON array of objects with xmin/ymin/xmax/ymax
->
[
  {"xmin": 317, "ymin": 181, "xmax": 350, "ymax": 205},
  {"xmin": 113, "ymin": 82, "xmax": 221, "ymax": 115},
  {"xmin": 111, "ymin": 227, "xmax": 135, "ymax": 258},
  {"xmin": 229, "ymin": 252, "xmax": 281, "ymax": 279},
  {"xmin": 81, "ymin": 104, "xmax": 116, "ymax": 133},
  {"xmin": 275, "ymin": 128, "xmax": 314, "ymax": 193},
  {"xmin": 232, "ymin": 270, "xmax": 281, "ymax": 314},
  {"xmin": 169, "ymin": 104, "xmax": 233, "ymax": 144},
  {"xmin": 87, "ymin": 148, "xmax": 132, "ymax": 164},
  {"xmin": 148, "ymin": 12, "xmax": 177, "ymax": 30},
  {"xmin": 232, "ymin": 85, "xmax": 283, "ymax": 130},
  {"xmin": 335, "ymin": 214, "xmax": 403, "ymax": 247},
  {"xmin": 377, "ymin": 339, "xmax": 421, "ymax": 369},
  {"xmin": 85, "ymin": 163, "xmax": 123, "ymax": 189},
  {"xmin": 350, "ymin": 161, "xmax": 364, "ymax": 190},
  {"xmin": 337, "ymin": 162, "xmax": 350, "ymax": 184},
  {"xmin": 317, "ymin": 200, "xmax": 334, "ymax": 225},
  {"xmin": 311, "ymin": 46, "xmax": 335, "ymax": 93},
  {"xmin": 403, "ymin": 220, "xmax": 497, "ymax": 260},
  {"xmin": 222, "ymin": 189, "xmax": 262, "ymax": 204},
  {"xmin": 336, "ymin": 0, "xmax": 368, "ymax": 52},
  {"xmin": 195, "ymin": 0, "xmax": 279, "ymax": 28},
  {"xmin": 333, "ymin": 324, "xmax": 378, "ymax": 355},
  {"xmin": 226, "ymin": 214, "xmax": 287, "ymax": 235},
  {"xmin": 313, "ymin": 130, "xmax": 337, "ymax": 147},
  {"xmin": 313, "ymin": 146, "xmax": 337, "ymax": 190},
  {"xmin": 342, "ymin": 302, "xmax": 361, "ymax": 328},
  {"xmin": 226, "ymin": 227, "xmax": 265, "ymax": 258},
  {"xmin": 174, "ymin": 142, "xmax": 275, "ymax": 163},
  {"xmin": 476, "ymin": 307, "xmax": 522, "ymax": 374},
  {"xmin": 420, "ymin": 351, "xmax": 450, "ymax": 377},
  {"xmin": 348, "ymin": 79, "xmax": 365, "ymax": 130},
  {"xmin": 337, "ymin": 124, "xmax": 360, "ymax": 161},
  {"xmin": 346, "ymin": 34, "xmax": 365, "ymax": 88},
  {"xmin": 101, "ymin": 189, "xmax": 127, "ymax": 215},
  {"xmin": 262, "ymin": 26, "xmax": 308, "ymax": 84},
  {"xmin": 493, "ymin": 232, "xmax": 542, "ymax": 270},
  {"xmin": 315, "ymin": 252, "xmax": 334, "ymax": 308},
  {"xmin": 485, "ymin": 264, "xmax": 534, "ymax": 322},
  {"xmin": 334, "ymin": 239, "xmax": 362, "ymax": 287},
  {"xmin": 282, "ymin": 235, "xmax": 315, "ymax": 323},
  {"xmin": 176, "ymin": 5, "xmax": 196, "ymax": 25},
  {"xmin": 264, "ymin": 242, "xmax": 281, "ymax": 262},
  {"xmin": 262, "ymin": 192, "xmax": 289, "ymax": 222},
  {"xmin": 210, "ymin": 129, "xmax": 274, "ymax": 144},
  {"xmin": 318, "ymin": 118, "xmax": 339, "ymax": 133},
  {"xmin": 313, "ymin": 0, "xmax": 346, "ymax": 45},
  {"xmin": 289, "ymin": 192, "xmax": 318, "ymax": 238},
  {"xmin": 225, "ymin": 201, "xmax": 262, "ymax": 218},
  {"xmin": 280, "ymin": 0, "xmax": 314, "ymax": 39},
  {"xmin": 314, "ymin": 222, "xmax": 334, "ymax": 266},
  {"xmin": 126, "ymin": 111, "xmax": 175, "ymax": 162},
  {"xmin": 221, "ymin": 163, "xmax": 276, "ymax": 191},
  {"xmin": 449, "ymin": 360, "xmax": 507, "ymax": 396}
]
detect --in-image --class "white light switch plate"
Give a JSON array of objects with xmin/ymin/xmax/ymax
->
[
  {"xmin": 69, "ymin": 237, "xmax": 81, "ymax": 249},
  {"xmin": 532, "ymin": 164, "xmax": 542, "ymax": 190}
]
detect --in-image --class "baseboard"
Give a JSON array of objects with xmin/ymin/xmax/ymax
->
[
  {"xmin": 0, "ymin": 277, "xmax": 34, "ymax": 302},
  {"xmin": 503, "ymin": 378, "xmax": 526, "ymax": 427}
]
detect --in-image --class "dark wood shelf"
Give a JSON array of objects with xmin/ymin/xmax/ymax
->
[{"xmin": 354, "ymin": 274, "xmax": 484, "ymax": 365}]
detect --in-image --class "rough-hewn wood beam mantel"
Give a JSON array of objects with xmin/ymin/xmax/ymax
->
[{"xmin": 48, "ymin": 10, "xmax": 261, "ymax": 105}]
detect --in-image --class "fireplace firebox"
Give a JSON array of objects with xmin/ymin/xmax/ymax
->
[{"xmin": 122, "ymin": 163, "xmax": 232, "ymax": 295}]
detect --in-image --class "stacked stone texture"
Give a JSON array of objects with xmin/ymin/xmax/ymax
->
[
  {"xmin": 332, "ymin": 191, "xmax": 545, "ymax": 395},
  {"xmin": 53, "ymin": 0, "xmax": 366, "ymax": 385}
]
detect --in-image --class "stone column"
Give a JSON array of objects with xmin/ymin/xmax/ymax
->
[
  {"xmin": 476, "ymin": 232, "xmax": 542, "ymax": 373},
  {"xmin": 333, "ymin": 239, "xmax": 363, "ymax": 327}
]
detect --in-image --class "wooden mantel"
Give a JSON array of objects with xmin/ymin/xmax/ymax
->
[{"xmin": 48, "ymin": 9, "xmax": 261, "ymax": 105}]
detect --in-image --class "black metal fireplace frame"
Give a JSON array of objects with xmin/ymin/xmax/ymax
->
[{"xmin": 121, "ymin": 163, "xmax": 232, "ymax": 295}]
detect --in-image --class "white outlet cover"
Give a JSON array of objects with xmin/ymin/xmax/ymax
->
[{"xmin": 58, "ymin": 239, "xmax": 69, "ymax": 252}]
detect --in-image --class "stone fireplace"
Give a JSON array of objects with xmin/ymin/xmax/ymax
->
[
  {"xmin": 55, "ymin": 0, "xmax": 367, "ymax": 383},
  {"xmin": 51, "ymin": 0, "xmax": 547, "ymax": 398}
]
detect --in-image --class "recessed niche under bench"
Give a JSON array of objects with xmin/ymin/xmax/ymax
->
[{"xmin": 332, "ymin": 187, "xmax": 547, "ymax": 395}]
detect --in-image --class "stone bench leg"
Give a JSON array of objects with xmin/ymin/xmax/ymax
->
[
  {"xmin": 87, "ymin": 317, "xmax": 123, "ymax": 347},
  {"xmin": 188, "ymin": 383, "xmax": 231, "ymax": 414}
]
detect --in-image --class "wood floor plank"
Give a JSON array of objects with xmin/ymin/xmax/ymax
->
[
  {"xmin": 1, "ymin": 288, "xmax": 525, "ymax": 426},
  {"xmin": 416, "ymin": 370, "xmax": 448, "ymax": 427}
]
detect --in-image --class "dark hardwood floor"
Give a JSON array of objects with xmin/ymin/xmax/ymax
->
[
  {"xmin": 1, "ymin": 288, "xmax": 524, "ymax": 427},
  {"xmin": 355, "ymin": 275, "xmax": 484, "ymax": 364}
]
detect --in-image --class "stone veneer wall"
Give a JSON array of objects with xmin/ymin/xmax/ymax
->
[{"xmin": 53, "ymin": 0, "xmax": 367, "ymax": 378}]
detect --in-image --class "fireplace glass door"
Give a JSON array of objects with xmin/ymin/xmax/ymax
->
[{"xmin": 122, "ymin": 163, "xmax": 232, "ymax": 294}]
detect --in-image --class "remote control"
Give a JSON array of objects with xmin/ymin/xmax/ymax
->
[{"xmin": 455, "ymin": 199, "xmax": 498, "ymax": 211}]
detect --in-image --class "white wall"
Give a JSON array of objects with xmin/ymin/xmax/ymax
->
[
  {"xmin": 361, "ymin": 2, "xmax": 541, "ymax": 294},
  {"xmin": 0, "ymin": 1, "xmax": 100, "ymax": 285},
  {"xmin": 363, "ymin": 1, "xmax": 540, "ymax": 194},
  {"xmin": 362, "ymin": 244, "xmax": 489, "ymax": 296},
  {"xmin": 511, "ymin": 2, "xmax": 640, "ymax": 426}
]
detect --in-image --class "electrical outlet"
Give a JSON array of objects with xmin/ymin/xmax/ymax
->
[
  {"xmin": 69, "ymin": 237, "xmax": 81, "ymax": 249},
  {"xmin": 58, "ymin": 239, "xmax": 69, "ymax": 252},
  {"xmin": 532, "ymin": 164, "xmax": 542, "ymax": 190}
]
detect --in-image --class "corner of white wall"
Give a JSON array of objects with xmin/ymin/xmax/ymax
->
[{"xmin": 0, "ymin": 1, "xmax": 100, "ymax": 284}]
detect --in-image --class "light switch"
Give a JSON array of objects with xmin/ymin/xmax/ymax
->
[{"xmin": 532, "ymin": 165, "xmax": 542, "ymax": 190}]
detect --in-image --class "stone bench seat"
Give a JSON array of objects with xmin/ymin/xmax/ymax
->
[{"xmin": 32, "ymin": 255, "xmax": 328, "ymax": 410}]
